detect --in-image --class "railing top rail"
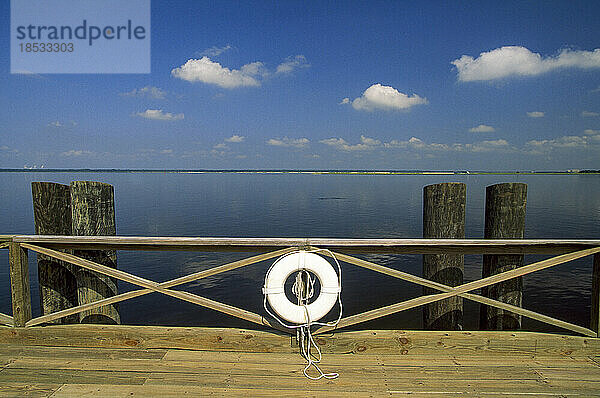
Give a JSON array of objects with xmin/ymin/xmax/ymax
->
[{"xmin": 3, "ymin": 235, "xmax": 600, "ymax": 254}]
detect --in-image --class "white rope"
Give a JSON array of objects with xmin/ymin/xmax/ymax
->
[{"xmin": 263, "ymin": 248, "xmax": 342, "ymax": 380}]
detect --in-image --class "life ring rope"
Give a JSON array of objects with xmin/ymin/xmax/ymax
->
[{"xmin": 262, "ymin": 248, "xmax": 342, "ymax": 380}]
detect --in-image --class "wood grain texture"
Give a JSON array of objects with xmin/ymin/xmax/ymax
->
[
  {"xmin": 0, "ymin": 382, "xmax": 62, "ymax": 398},
  {"xmin": 1, "ymin": 326, "xmax": 599, "ymax": 356},
  {"xmin": 8, "ymin": 243, "xmax": 31, "ymax": 327},
  {"xmin": 10, "ymin": 235, "xmax": 600, "ymax": 254},
  {"xmin": 423, "ymin": 183, "xmax": 465, "ymax": 330},
  {"xmin": 70, "ymin": 181, "xmax": 120, "ymax": 324},
  {"xmin": 481, "ymin": 183, "xmax": 527, "ymax": 330},
  {"xmin": 0, "ymin": 313, "xmax": 13, "ymax": 327},
  {"xmin": 31, "ymin": 182, "xmax": 78, "ymax": 324},
  {"xmin": 2, "ymin": 328, "xmax": 600, "ymax": 396}
]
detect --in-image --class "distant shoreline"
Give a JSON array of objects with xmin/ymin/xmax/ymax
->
[{"xmin": 1, "ymin": 169, "xmax": 598, "ymax": 175}]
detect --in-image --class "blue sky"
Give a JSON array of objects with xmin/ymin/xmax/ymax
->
[{"xmin": 1, "ymin": 0, "xmax": 600, "ymax": 170}]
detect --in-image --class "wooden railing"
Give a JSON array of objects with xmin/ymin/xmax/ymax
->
[{"xmin": 1, "ymin": 235, "xmax": 600, "ymax": 337}]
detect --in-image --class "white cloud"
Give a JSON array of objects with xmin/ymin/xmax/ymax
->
[
  {"xmin": 581, "ymin": 111, "xmax": 599, "ymax": 117},
  {"xmin": 213, "ymin": 143, "xmax": 227, "ymax": 149},
  {"xmin": 452, "ymin": 46, "xmax": 600, "ymax": 82},
  {"xmin": 172, "ymin": 55, "xmax": 309, "ymax": 88},
  {"xmin": 339, "ymin": 97, "xmax": 350, "ymax": 105},
  {"xmin": 160, "ymin": 149, "xmax": 173, "ymax": 154},
  {"xmin": 199, "ymin": 45, "xmax": 233, "ymax": 58},
  {"xmin": 592, "ymin": 86, "xmax": 600, "ymax": 93},
  {"xmin": 0, "ymin": 145, "xmax": 18, "ymax": 154},
  {"xmin": 383, "ymin": 137, "xmax": 514, "ymax": 153},
  {"xmin": 171, "ymin": 57, "xmax": 264, "ymax": 88},
  {"xmin": 12, "ymin": 70, "xmax": 43, "ymax": 78},
  {"xmin": 320, "ymin": 135, "xmax": 380, "ymax": 151},
  {"xmin": 527, "ymin": 136, "xmax": 586, "ymax": 150},
  {"xmin": 384, "ymin": 137, "xmax": 441, "ymax": 150},
  {"xmin": 360, "ymin": 136, "xmax": 381, "ymax": 146},
  {"xmin": 47, "ymin": 120, "xmax": 78, "ymax": 128},
  {"xmin": 527, "ymin": 111, "xmax": 545, "ymax": 118},
  {"xmin": 121, "ymin": 86, "xmax": 166, "ymax": 99},
  {"xmin": 465, "ymin": 139, "xmax": 510, "ymax": 152},
  {"xmin": 266, "ymin": 137, "xmax": 310, "ymax": 148},
  {"xmin": 350, "ymin": 84, "xmax": 428, "ymax": 111},
  {"xmin": 134, "ymin": 109, "xmax": 184, "ymax": 121},
  {"xmin": 61, "ymin": 150, "xmax": 93, "ymax": 157},
  {"xmin": 469, "ymin": 124, "xmax": 496, "ymax": 133},
  {"xmin": 526, "ymin": 132, "xmax": 600, "ymax": 153},
  {"xmin": 275, "ymin": 55, "xmax": 310, "ymax": 74},
  {"xmin": 225, "ymin": 134, "xmax": 245, "ymax": 143}
]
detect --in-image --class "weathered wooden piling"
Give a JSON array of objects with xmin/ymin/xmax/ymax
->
[
  {"xmin": 31, "ymin": 182, "xmax": 78, "ymax": 323},
  {"xmin": 70, "ymin": 181, "xmax": 120, "ymax": 324},
  {"xmin": 423, "ymin": 183, "xmax": 466, "ymax": 330},
  {"xmin": 480, "ymin": 183, "xmax": 527, "ymax": 330}
]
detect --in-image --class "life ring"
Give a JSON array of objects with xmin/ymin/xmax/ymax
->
[{"xmin": 263, "ymin": 251, "xmax": 340, "ymax": 324}]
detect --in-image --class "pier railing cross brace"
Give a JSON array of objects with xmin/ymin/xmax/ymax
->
[
  {"xmin": 3, "ymin": 237, "xmax": 599, "ymax": 338},
  {"xmin": 19, "ymin": 243, "xmax": 296, "ymax": 331},
  {"xmin": 315, "ymin": 247, "xmax": 600, "ymax": 337}
]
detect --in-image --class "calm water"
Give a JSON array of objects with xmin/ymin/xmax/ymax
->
[{"xmin": 1, "ymin": 172, "xmax": 599, "ymax": 333}]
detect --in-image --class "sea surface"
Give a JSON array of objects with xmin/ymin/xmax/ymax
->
[{"xmin": 1, "ymin": 171, "xmax": 599, "ymax": 333}]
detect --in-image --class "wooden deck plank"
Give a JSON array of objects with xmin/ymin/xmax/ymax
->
[
  {"xmin": 0, "ymin": 368, "xmax": 150, "ymax": 386},
  {"xmin": 0, "ymin": 351, "xmax": 597, "ymax": 396},
  {"xmin": 141, "ymin": 372, "xmax": 599, "ymax": 395},
  {"xmin": 51, "ymin": 384, "xmax": 382, "ymax": 397},
  {"xmin": 50, "ymin": 383, "xmax": 600, "ymax": 398},
  {"xmin": 2, "ymin": 326, "xmax": 599, "ymax": 356},
  {"xmin": 6, "ymin": 357, "xmax": 384, "ymax": 377},
  {"xmin": 0, "ymin": 344, "xmax": 167, "ymax": 360},
  {"xmin": 538, "ymin": 367, "xmax": 600, "ymax": 381},
  {"xmin": 0, "ymin": 382, "xmax": 62, "ymax": 398},
  {"xmin": 384, "ymin": 379, "xmax": 600, "ymax": 394},
  {"xmin": 142, "ymin": 373, "xmax": 389, "ymax": 392},
  {"xmin": 163, "ymin": 349, "xmax": 596, "ymax": 369},
  {"xmin": 1, "ymin": 326, "xmax": 599, "ymax": 396}
]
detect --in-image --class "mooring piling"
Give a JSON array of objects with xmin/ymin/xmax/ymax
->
[
  {"xmin": 31, "ymin": 182, "xmax": 78, "ymax": 323},
  {"xmin": 70, "ymin": 181, "xmax": 121, "ymax": 324},
  {"xmin": 422, "ymin": 182, "xmax": 466, "ymax": 330},
  {"xmin": 480, "ymin": 182, "xmax": 527, "ymax": 330}
]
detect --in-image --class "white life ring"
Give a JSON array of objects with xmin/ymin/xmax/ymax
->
[{"xmin": 263, "ymin": 251, "xmax": 340, "ymax": 324}]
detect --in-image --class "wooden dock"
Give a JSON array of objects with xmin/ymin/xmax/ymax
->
[
  {"xmin": 1, "ymin": 325, "xmax": 600, "ymax": 397},
  {"xmin": 2, "ymin": 235, "xmax": 600, "ymax": 396}
]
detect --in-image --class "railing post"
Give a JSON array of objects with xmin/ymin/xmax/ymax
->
[
  {"xmin": 591, "ymin": 253, "xmax": 600, "ymax": 335},
  {"xmin": 480, "ymin": 183, "xmax": 527, "ymax": 330},
  {"xmin": 423, "ymin": 182, "xmax": 466, "ymax": 330},
  {"xmin": 9, "ymin": 242, "xmax": 32, "ymax": 327}
]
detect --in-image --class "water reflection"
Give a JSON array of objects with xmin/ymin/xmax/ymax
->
[{"xmin": 0, "ymin": 172, "xmax": 598, "ymax": 332}]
